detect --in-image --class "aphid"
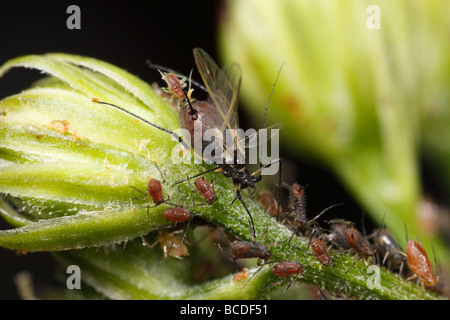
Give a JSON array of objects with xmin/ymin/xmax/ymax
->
[
  {"xmin": 216, "ymin": 219, "xmax": 274, "ymax": 265},
  {"xmin": 130, "ymin": 163, "xmax": 175, "ymax": 214},
  {"xmin": 405, "ymin": 240, "xmax": 438, "ymax": 289},
  {"xmin": 270, "ymin": 261, "xmax": 305, "ymax": 293},
  {"xmin": 294, "ymin": 226, "xmax": 335, "ymax": 273},
  {"xmin": 157, "ymin": 232, "xmax": 189, "ymax": 259},
  {"xmin": 194, "ymin": 177, "xmax": 217, "ymax": 204},
  {"xmin": 272, "ymin": 261, "xmax": 304, "ymax": 278},
  {"xmin": 327, "ymin": 223, "xmax": 351, "ymax": 250},
  {"xmin": 144, "ymin": 231, "xmax": 189, "ymax": 259},
  {"xmin": 342, "ymin": 227, "xmax": 376, "ymax": 274},
  {"xmin": 371, "ymin": 229, "xmax": 406, "ymax": 275},
  {"xmin": 148, "ymin": 178, "xmax": 164, "ymax": 206},
  {"xmin": 310, "ymin": 238, "xmax": 334, "ymax": 271},
  {"xmin": 283, "ymin": 183, "xmax": 307, "ymax": 229},
  {"xmin": 159, "ymin": 71, "xmax": 188, "ymax": 103},
  {"xmin": 230, "ymin": 240, "xmax": 271, "ymax": 263},
  {"xmin": 328, "ymin": 219, "xmax": 375, "ymax": 273},
  {"xmin": 258, "ymin": 189, "xmax": 280, "ymax": 217},
  {"xmin": 344, "ymin": 227, "xmax": 376, "ymax": 260},
  {"xmin": 163, "ymin": 207, "xmax": 193, "ymax": 222},
  {"xmin": 283, "ymin": 183, "xmax": 342, "ymax": 238}
]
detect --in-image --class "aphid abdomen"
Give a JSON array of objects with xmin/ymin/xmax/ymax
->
[
  {"xmin": 179, "ymin": 100, "xmax": 225, "ymax": 153},
  {"xmin": 163, "ymin": 207, "xmax": 192, "ymax": 222},
  {"xmin": 406, "ymin": 240, "xmax": 437, "ymax": 287},
  {"xmin": 311, "ymin": 238, "xmax": 333, "ymax": 267},
  {"xmin": 272, "ymin": 262, "xmax": 304, "ymax": 278},
  {"xmin": 194, "ymin": 177, "xmax": 217, "ymax": 204},
  {"xmin": 148, "ymin": 178, "xmax": 164, "ymax": 205},
  {"xmin": 344, "ymin": 228, "xmax": 375, "ymax": 258}
]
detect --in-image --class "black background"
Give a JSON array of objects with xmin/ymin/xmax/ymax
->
[{"xmin": 0, "ymin": 1, "xmax": 381, "ymax": 300}]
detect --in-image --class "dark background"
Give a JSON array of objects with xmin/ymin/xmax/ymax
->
[{"xmin": 0, "ymin": 1, "xmax": 380, "ymax": 299}]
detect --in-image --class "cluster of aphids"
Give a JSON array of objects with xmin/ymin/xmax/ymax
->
[
  {"xmin": 255, "ymin": 185, "xmax": 440, "ymax": 295},
  {"xmin": 92, "ymin": 48, "xmax": 440, "ymax": 297}
]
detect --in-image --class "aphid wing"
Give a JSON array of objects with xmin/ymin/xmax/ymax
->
[
  {"xmin": 236, "ymin": 122, "xmax": 284, "ymax": 150},
  {"xmin": 193, "ymin": 48, "xmax": 241, "ymax": 133},
  {"xmin": 221, "ymin": 63, "xmax": 241, "ymax": 130}
]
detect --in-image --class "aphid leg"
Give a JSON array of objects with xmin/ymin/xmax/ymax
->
[
  {"xmin": 232, "ymin": 189, "xmax": 256, "ymax": 242},
  {"xmin": 282, "ymin": 273, "xmax": 305, "ymax": 294},
  {"xmin": 308, "ymin": 203, "xmax": 344, "ymax": 227},
  {"xmin": 130, "ymin": 186, "xmax": 149, "ymax": 202},
  {"xmin": 242, "ymin": 261, "xmax": 278, "ymax": 289},
  {"xmin": 344, "ymin": 254, "xmax": 358, "ymax": 275}
]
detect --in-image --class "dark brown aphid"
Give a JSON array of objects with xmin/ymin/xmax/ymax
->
[
  {"xmin": 310, "ymin": 238, "xmax": 333, "ymax": 270},
  {"xmin": 148, "ymin": 178, "xmax": 164, "ymax": 206},
  {"xmin": 327, "ymin": 223, "xmax": 351, "ymax": 250},
  {"xmin": 231, "ymin": 240, "xmax": 271, "ymax": 262},
  {"xmin": 163, "ymin": 207, "xmax": 193, "ymax": 222},
  {"xmin": 258, "ymin": 189, "xmax": 280, "ymax": 217},
  {"xmin": 194, "ymin": 177, "xmax": 217, "ymax": 204},
  {"xmin": 371, "ymin": 229, "xmax": 406, "ymax": 275},
  {"xmin": 405, "ymin": 240, "xmax": 438, "ymax": 289}
]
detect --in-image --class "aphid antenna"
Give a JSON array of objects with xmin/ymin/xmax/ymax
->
[
  {"xmin": 380, "ymin": 209, "xmax": 387, "ymax": 230},
  {"xmin": 152, "ymin": 161, "xmax": 167, "ymax": 183},
  {"xmin": 309, "ymin": 203, "xmax": 344, "ymax": 225},
  {"xmin": 261, "ymin": 62, "xmax": 284, "ymax": 130},
  {"xmin": 430, "ymin": 244, "xmax": 441, "ymax": 284},
  {"xmin": 91, "ymin": 99, "xmax": 191, "ymax": 150},
  {"xmin": 325, "ymin": 218, "xmax": 356, "ymax": 228},
  {"xmin": 360, "ymin": 212, "xmax": 367, "ymax": 236},
  {"xmin": 257, "ymin": 62, "xmax": 284, "ymax": 222},
  {"xmin": 214, "ymin": 242, "xmax": 237, "ymax": 264},
  {"xmin": 188, "ymin": 69, "xmax": 194, "ymax": 93}
]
